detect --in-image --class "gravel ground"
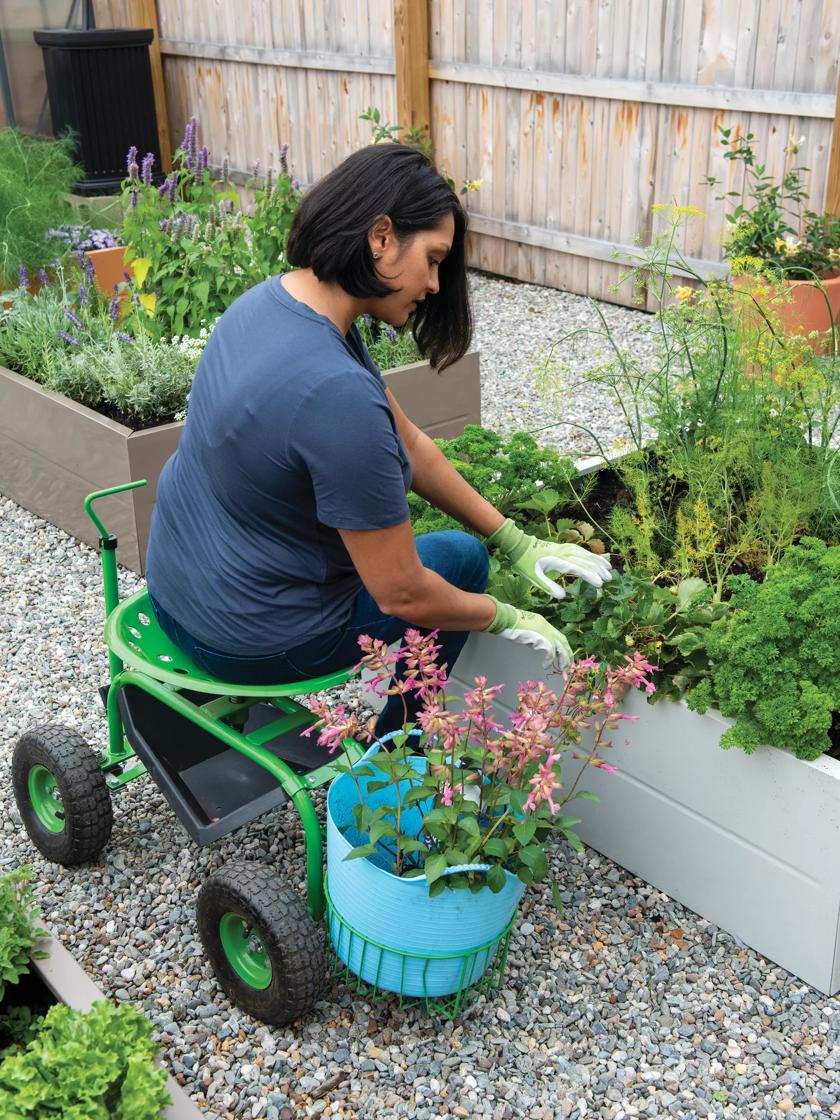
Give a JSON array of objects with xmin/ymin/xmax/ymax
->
[
  {"xmin": 2, "ymin": 274, "xmax": 840, "ymax": 1120},
  {"xmin": 469, "ymin": 271, "xmax": 660, "ymax": 459}
]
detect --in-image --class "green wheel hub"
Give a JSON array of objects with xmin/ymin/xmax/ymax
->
[
  {"xmin": 27, "ymin": 765, "xmax": 65, "ymax": 833},
  {"xmin": 219, "ymin": 913, "xmax": 272, "ymax": 989}
]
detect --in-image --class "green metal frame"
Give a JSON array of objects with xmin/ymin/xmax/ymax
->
[
  {"xmin": 84, "ymin": 481, "xmax": 364, "ymax": 922},
  {"xmin": 323, "ymin": 878, "xmax": 516, "ymax": 1019}
]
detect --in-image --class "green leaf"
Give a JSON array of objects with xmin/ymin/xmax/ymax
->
[
  {"xmin": 342, "ymin": 844, "xmax": 378, "ymax": 861},
  {"xmin": 573, "ymin": 790, "xmax": 600, "ymax": 803},
  {"xmin": 486, "ymin": 864, "xmax": 507, "ymax": 893},
  {"xmin": 483, "ymin": 837, "xmax": 510, "ymax": 858},
  {"xmin": 512, "ymin": 819, "xmax": 537, "ymax": 846},
  {"xmin": 424, "ymin": 853, "xmax": 448, "ymax": 885},
  {"xmin": 675, "ymin": 577, "xmax": 710, "ymax": 611}
]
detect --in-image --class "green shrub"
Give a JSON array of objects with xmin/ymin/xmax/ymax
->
[
  {"xmin": 687, "ymin": 537, "xmax": 840, "ymax": 758},
  {"xmin": 0, "ymin": 868, "xmax": 47, "ymax": 1005},
  {"xmin": 0, "ymin": 1001, "xmax": 170, "ymax": 1119},
  {"xmin": 0, "ymin": 129, "xmax": 82, "ymax": 288}
]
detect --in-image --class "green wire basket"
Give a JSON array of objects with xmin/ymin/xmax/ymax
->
[{"xmin": 323, "ymin": 877, "xmax": 517, "ymax": 1019}]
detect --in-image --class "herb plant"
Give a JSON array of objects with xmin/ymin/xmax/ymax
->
[
  {"xmin": 548, "ymin": 571, "xmax": 727, "ymax": 702},
  {"xmin": 356, "ymin": 312, "xmax": 421, "ymax": 369},
  {"xmin": 409, "ymin": 426, "xmax": 579, "ymax": 536},
  {"xmin": 122, "ymin": 116, "xmax": 302, "ymax": 338},
  {"xmin": 0, "ymin": 129, "xmax": 83, "ymax": 288},
  {"xmin": 0, "ymin": 267, "xmax": 206, "ymax": 427},
  {"xmin": 687, "ymin": 537, "xmax": 840, "ymax": 760},
  {"xmin": 0, "ymin": 1000, "xmax": 171, "ymax": 1119},
  {"xmin": 706, "ymin": 127, "xmax": 840, "ymax": 278},
  {"xmin": 538, "ymin": 208, "xmax": 840, "ymax": 590}
]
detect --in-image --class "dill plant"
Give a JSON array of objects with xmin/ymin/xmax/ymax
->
[{"xmin": 0, "ymin": 129, "xmax": 82, "ymax": 288}]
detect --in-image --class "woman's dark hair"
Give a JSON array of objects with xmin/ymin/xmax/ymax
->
[{"xmin": 286, "ymin": 143, "xmax": 472, "ymax": 370}]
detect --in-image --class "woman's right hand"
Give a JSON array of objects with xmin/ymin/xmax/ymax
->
[{"xmin": 483, "ymin": 596, "xmax": 573, "ymax": 667}]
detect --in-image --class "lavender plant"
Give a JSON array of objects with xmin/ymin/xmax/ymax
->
[{"xmin": 0, "ymin": 263, "xmax": 207, "ymax": 427}]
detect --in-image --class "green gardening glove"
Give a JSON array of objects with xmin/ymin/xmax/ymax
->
[
  {"xmin": 483, "ymin": 595, "xmax": 573, "ymax": 668},
  {"xmin": 487, "ymin": 518, "xmax": 613, "ymax": 600}
]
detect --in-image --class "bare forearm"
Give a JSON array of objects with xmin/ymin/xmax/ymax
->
[
  {"xmin": 381, "ymin": 568, "xmax": 496, "ymax": 631},
  {"xmin": 409, "ymin": 431, "xmax": 505, "ymax": 537}
]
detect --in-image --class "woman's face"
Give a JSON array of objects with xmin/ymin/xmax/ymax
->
[{"xmin": 366, "ymin": 213, "xmax": 455, "ymax": 327}]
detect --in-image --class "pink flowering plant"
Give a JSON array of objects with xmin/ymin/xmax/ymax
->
[{"xmin": 305, "ymin": 630, "xmax": 656, "ymax": 897}]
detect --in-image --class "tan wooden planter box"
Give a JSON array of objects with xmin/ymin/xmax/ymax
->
[
  {"xmin": 31, "ymin": 932, "xmax": 204, "ymax": 1119},
  {"xmin": 0, "ymin": 351, "xmax": 480, "ymax": 574}
]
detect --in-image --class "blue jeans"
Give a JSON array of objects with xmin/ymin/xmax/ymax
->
[{"xmin": 149, "ymin": 530, "xmax": 489, "ymax": 737}]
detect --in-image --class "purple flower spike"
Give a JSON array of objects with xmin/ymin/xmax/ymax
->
[
  {"xmin": 292, "ymin": 178, "xmax": 300, "ymax": 192},
  {"xmin": 280, "ymin": 143, "xmax": 289, "ymax": 174},
  {"xmin": 168, "ymin": 177, "xmax": 177, "ymax": 203},
  {"xmin": 157, "ymin": 177, "xmax": 171, "ymax": 199},
  {"xmin": 122, "ymin": 271, "xmax": 135, "ymax": 289},
  {"xmin": 159, "ymin": 218, "xmax": 171, "ymax": 234},
  {"xmin": 180, "ymin": 117, "xmax": 193, "ymax": 153},
  {"xmin": 126, "ymin": 145, "xmax": 138, "ymax": 175},
  {"xmin": 18, "ymin": 264, "xmax": 28, "ymax": 289},
  {"xmin": 384, "ymin": 326, "xmax": 398, "ymax": 343},
  {"xmin": 78, "ymin": 282, "xmax": 89, "ymax": 305},
  {"xmin": 63, "ymin": 306, "xmax": 83, "ymax": 328},
  {"xmin": 130, "ymin": 185, "xmax": 139, "ymax": 208},
  {"xmin": 115, "ymin": 331, "xmax": 133, "ymax": 344},
  {"xmin": 109, "ymin": 296, "xmax": 120, "ymax": 321},
  {"xmin": 197, "ymin": 145, "xmax": 208, "ymax": 174},
  {"xmin": 188, "ymin": 116, "xmax": 198, "ymax": 164},
  {"xmin": 38, "ymin": 268, "xmax": 49, "ymax": 287},
  {"xmin": 141, "ymin": 152, "xmax": 155, "ymax": 186},
  {"xmin": 57, "ymin": 329, "xmax": 81, "ymax": 346}
]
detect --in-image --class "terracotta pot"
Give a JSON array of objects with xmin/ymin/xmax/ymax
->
[
  {"xmin": 1, "ymin": 275, "xmax": 44, "ymax": 310},
  {"xmin": 85, "ymin": 245, "xmax": 131, "ymax": 298},
  {"xmin": 733, "ymin": 271, "xmax": 840, "ymax": 353}
]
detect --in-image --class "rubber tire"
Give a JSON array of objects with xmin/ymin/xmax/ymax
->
[
  {"xmin": 12, "ymin": 724, "xmax": 113, "ymax": 865},
  {"xmin": 197, "ymin": 861, "xmax": 326, "ymax": 1025}
]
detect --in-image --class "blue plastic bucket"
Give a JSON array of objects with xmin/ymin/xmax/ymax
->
[{"xmin": 325, "ymin": 734, "xmax": 525, "ymax": 997}]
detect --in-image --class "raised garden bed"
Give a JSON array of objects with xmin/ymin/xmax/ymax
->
[
  {"xmin": 449, "ymin": 632, "xmax": 840, "ymax": 996},
  {"xmin": 1, "ymin": 931, "xmax": 203, "ymax": 1118},
  {"xmin": 0, "ymin": 351, "xmax": 480, "ymax": 574}
]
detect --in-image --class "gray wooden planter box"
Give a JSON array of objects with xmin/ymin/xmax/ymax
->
[
  {"xmin": 0, "ymin": 351, "xmax": 480, "ymax": 574},
  {"xmin": 32, "ymin": 932, "xmax": 204, "ymax": 1118},
  {"xmin": 449, "ymin": 632, "xmax": 840, "ymax": 996}
]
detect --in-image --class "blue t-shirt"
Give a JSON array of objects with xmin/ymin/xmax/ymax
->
[{"xmin": 145, "ymin": 276, "xmax": 412, "ymax": 654}]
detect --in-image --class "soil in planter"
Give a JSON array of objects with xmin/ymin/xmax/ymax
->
[
  {"xmin": 827, "ymin": 712, "xmax": 840, "ymax": 763},
  {"xmin": 0, "ymin": 969, "xmax": 56, "ymax": 1052}
]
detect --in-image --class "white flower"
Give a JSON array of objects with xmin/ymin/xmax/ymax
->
[
  {"xmin": 490, "ymin": 470, "xmax": 502, "ymax": 483},
  {"xmin": 534, "ymin": 479, "xmax": 545, "ymax": 489}
]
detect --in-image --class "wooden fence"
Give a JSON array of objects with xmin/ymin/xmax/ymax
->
[{"xmin": 92, "ymin": 0, "xmax": 840, "ymax": 307}]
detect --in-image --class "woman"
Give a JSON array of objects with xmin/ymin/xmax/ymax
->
[{"xmin": 145, "ymin": 143, "xmax": 611, "ymax": 738}]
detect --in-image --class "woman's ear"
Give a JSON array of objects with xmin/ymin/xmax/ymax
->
[{"xmin": 368, "ymin": 214, "xmax": 394, "ymax": 259}]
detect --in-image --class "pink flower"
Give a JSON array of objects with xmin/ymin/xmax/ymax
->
[
  {"xmin": 441, "ymin": 781, "xmax": 455, "ymax": 807},
  {"xmin": 523, "ymin": 750, "xmax": 562, "ymax": 814}
]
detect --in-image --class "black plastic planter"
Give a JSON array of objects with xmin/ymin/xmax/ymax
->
[{"xmin": 33, "ymin": 27, "xmax": 159, "ymax": 195}]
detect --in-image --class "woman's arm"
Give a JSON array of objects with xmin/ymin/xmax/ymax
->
[
  {"xmin": 338, "ymin": 519, "xmax": 496, "ymax": 630},
  {"xmin": 385, "ymin": 388, "xmax": 505, "ymax": 536}
]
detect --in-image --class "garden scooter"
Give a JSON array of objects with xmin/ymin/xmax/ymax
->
[{"xmin": 12, "ymin": 480, "xmax": 364, "ymax": 1024}]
